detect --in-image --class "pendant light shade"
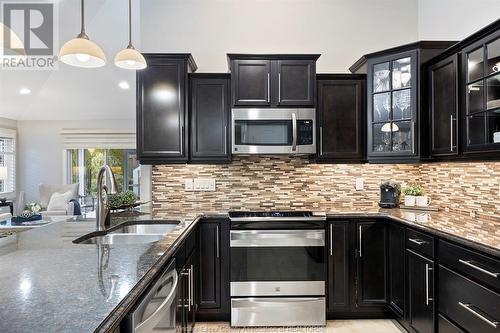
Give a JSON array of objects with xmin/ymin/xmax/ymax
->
[
  {"xmin": 0, "ymin": 22, "xmax": 27, "ymax": 64},
  {"xmin": 59, "ymin": 0, "xmax": 106, "ymax": 68},
  {"xmin": 114, "ymin": 0, "xmax": 146, "ymax": 70},
  {"xmin": 115, "ymin": 46, "xmax": 146, "ymax": 69}
]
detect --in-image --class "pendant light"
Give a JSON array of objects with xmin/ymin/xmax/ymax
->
[
  {"xmin": 59, "ymin": 0, "xmax": 106, "ymax": 68},
  {"xmin": 114, "ymin": 0, "xmax": 146, "ymax": 70}
]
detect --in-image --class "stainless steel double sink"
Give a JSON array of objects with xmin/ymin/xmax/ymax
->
[{"xmin": 74, "ymin": 222, "xmax": 178, "ymax": 245}]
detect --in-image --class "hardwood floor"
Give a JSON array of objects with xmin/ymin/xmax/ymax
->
[{"xmin": 194, "ymin": 320, "xmax": 403, "ymax": 332}]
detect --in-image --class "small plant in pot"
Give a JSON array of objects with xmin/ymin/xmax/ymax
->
[{"xmin": 402, "ymin": 184, "xmax": 424, "ymax": 207}]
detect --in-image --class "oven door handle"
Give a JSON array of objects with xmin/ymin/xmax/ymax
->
[
  {"xmin": 135, "ymin": 270, "xmax": 178, "ymax": 333},
  {"xmin": 292, "ymin": 112, "xmax": 297, "ymax": 152},
  {"xmin": 230, "ymin": 230, "xmax": 325, "ymax": 247}
]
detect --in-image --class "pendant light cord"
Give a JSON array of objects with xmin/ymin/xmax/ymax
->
[
  {"xmin": 81, "ymin": 0, "xmax": 85, "ymax": 34},
  {"xmin": 128, "ymin": 0, "xmax": 133, "ymax": 48}
]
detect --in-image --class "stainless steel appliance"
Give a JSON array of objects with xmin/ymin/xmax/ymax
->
[
  {"xmin": 231, "ymin": 108, "xmax": 316, "ymax": 155},
  {"xmin": 229, "ymin": 211, "xmax": 326, "ymax": 327},
  {"xmin": 122, "ymin": 259, "xmax": 178, "ymax": 333}
]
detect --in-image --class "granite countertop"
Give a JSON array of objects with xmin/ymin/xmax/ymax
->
[
  {"xmin": 0, "ymin": 213, "xmax": 201, "ymax": 333},
  {"xmin": 1, "ymin": 207, "xmax": 499, "ymax": 333},
  {"xmin": 324, "ymin": 208, "xmax": 500, "ymax": 256}
]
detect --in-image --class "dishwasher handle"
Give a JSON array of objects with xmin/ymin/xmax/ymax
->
[{"xmin": 135, "ymin": 269, "xmax": 179, "ymax": 333}]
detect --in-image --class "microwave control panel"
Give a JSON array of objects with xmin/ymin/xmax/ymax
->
[{"xmin": 297, "ymin": 120, "xmax": 314, "ymax": 145}]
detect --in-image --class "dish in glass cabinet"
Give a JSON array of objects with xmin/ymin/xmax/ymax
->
[{"xmin": 374, "ymin": 69, "xmax": 390, "ymax": 92}]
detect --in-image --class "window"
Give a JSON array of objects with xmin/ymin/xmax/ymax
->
[
  {"xmin": 67, "ymin": 149, "xmax": 140, "ymax": 197},
  {"xmin": 0, "ymin": 131, "xmax": 16, "ymax": 194}
]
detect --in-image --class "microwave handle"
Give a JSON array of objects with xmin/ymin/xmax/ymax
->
[{"xmin": 292, "ymin": 112, "xmax": 297, "ymax": 152}]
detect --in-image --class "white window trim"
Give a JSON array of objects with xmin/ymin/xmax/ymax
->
[{"xmin": 0, "ymin": 127, "xmax": 17, "ymax": 197}]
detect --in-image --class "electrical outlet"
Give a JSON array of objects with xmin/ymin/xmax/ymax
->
[
  {"xmin": 193, "ymin": 178, "xmax": 216, "ymax": 192},
  {"xmin": 184, "ymin": 179, "xmax": 193, "ymax": 191},
  {"xmin": 355, "ymin": 177, "xmax": 364, "ymax": 191}
]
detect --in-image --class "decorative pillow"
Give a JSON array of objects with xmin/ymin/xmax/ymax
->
[{"xmin": 46, "ymin": 191, "xmax": 73, "ymax": 212}]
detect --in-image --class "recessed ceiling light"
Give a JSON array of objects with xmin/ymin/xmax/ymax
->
[
  {"xmin": 118, "ymin": 81, "xmax": 130, "ymax": 90},
  {"xmin": 19, "ymin": 88, "xmax": 31, "ymax": 95}
]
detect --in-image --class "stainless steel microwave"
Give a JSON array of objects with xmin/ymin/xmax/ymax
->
[{"xmin": 231, "ymin": 108, "xmax": 316, "ymax": 155}]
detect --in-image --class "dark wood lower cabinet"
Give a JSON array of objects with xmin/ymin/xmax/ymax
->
[
  {"xmin": 407, "ymin": 250, "xmax": 435, "ymax": 333},
  {"xmin": 327, "ymin": 220, "xmax": 351, "ymax": 313},
  {"xmin": 388, "ymin": 223, "xmax": 406, "ymax": 317},
  {"xmin": 356, "ymin": 221, "xmax": 387, "ymax": 307},
  {"xmin": 197, "ymin": 218, "xmax": 230, "ymax": 321},
  {"xmin": 438, "ymin": 314, "xmax": 465, "ymax": 333}
]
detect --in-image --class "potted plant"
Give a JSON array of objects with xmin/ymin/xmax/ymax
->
[{"xmin": 402, "ymin": 184, "xmax": 424, "ymax": 207}]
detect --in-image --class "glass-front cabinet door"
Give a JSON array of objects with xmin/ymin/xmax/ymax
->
[
  {"xmin": 368, "ymin": 51, "xmax": 417, "ymax": 159},
  {"xmin": 463, "ymin": 32, "xmax": 500, "ymax": 152}
]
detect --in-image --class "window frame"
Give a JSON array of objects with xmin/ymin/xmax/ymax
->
[{"xmin": 0, "ymin": 128, "xmax": 16, "ymax": 196}]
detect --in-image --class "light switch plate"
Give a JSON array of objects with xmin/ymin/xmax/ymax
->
[
  {"xmin": 193, "ymin": 178, "xmax": 216, "ymax": 192},
  {"xmin": 355, "ymin": 178, "xmax": 364, "ymax": 191},
  {"xmin": 184, "ymin": 179, "xmax": 193, "ymax": 191}
]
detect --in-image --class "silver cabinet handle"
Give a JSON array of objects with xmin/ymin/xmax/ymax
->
[
  {"xmin": 278, "ymin": 72, "xmax": 281, "ymax": 103},
  {"xmin": 450, "ymin": 115, "xmax": 454, "ymax": 152},
  {"xmin": 224, "ymin": 125, "xmax": 227, "ymax": 154},
  {"xmin": 216, "ymin": 224, "xmax": 220, "ymax": 258},
  {"xmin": 291, "ymin": 113, "xmax": 297, "ymax": 152},
  {"xmin": 409, "ymin": 238, "xmax": 427, "ymax": 246},
  {"xmin": 411, "ymin": 121, "xmax": 415, "ymax": 154},
  {"xmin": 425, "ymin": 264, "xmax": 433, "ymax": 305},
  {"xmin": 459, "ymin": 259, "xmax": 500, "ymax": 278},
  {"xmin": 329, "ymin": 224, "xmax": 333, "ymax": 256},
  {"xmin": 180, "ymin": 126, "xmax": 184, "ymax": 155},
  {"xmin": 189, "ymin": 264, "xmax": 194, "ymax": 308},
  {"xmin": 187, "ymin": 267, "xmax": 192, "ymax": 311},
  {"xmin": 358, "ymin": 225, "xmax": 362, "ymax": 258},
  {"xmin": 319, "ymin": 126, "xmax": 323, "ymax": 156},
  {"xmin": 458, "ymin": 302, "xmax": 499, "ymax": 328},
  {"xmin": 267, "ymin": 73, "xmax": 270, "ymax": 103}
]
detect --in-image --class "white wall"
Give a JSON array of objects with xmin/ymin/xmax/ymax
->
[
  {"xmin": 0, "ymin": 117, "xmax": 17, "ymax": 131},
  {"xmin": 141, "ymin": 0, "xmax": 419, "ymax": 73},
  {"xmin": 17, "ymin": 119, "xmax": 134, "ymax": 203},
  {"xmin": 418, "ymin": 0, "xmax": 500, "ymax": 40}
]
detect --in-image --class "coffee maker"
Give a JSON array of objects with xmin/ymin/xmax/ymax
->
[{"xmin": 379, "ymin": 181, "xmax": 401, "ymax": 208}]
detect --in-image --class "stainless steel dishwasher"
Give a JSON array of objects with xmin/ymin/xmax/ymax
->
[{"xmin": 122, "ymin": 259, "xmax": 178, "ymax": 333}]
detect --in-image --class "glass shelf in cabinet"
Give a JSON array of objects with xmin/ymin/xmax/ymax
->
[
  {"xmin": 373, "ymin": 92, "xmax": 391, "ymax": 122},
  {"xmin": 487, "ymin": 38, "xmax": 500, "ymax": 76},
  {"xmin": 467, "ymin": 81, "xmax": 484, "ymax": 114},
  {"xmin": 373, "ymin": 62, "xmax": 390, "ymax": 93},
  {"xmin": 392, "ymin": 57, "xmax": 411, "ymax": 90},
  {"xmin": 467, "ymin": 47, "xmax": 484, "ymax": 83},
  {"xmin": 467, "ymin": 113, "xmax": 486, "ymax": 146},
  {"xmin": 392, "ymin": 89, "xmax": 412, "ymax": 120}
]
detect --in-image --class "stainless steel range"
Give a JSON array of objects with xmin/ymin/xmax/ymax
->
[{"xmin": 229, "ymin": 211, "xmax": 327, "ymax": 327}]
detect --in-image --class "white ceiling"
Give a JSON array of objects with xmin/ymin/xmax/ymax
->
[{"xmin": 0, "ymin": 0, "xmax": 138, "ymax": 120}]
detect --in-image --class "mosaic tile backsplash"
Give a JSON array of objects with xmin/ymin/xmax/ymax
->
[{"xmin": 152, "ymin": 156, "xmax": 500, "ymax": 219}]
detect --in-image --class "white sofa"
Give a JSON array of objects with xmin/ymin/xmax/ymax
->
[{"xmin": 38, "ymin": 183, "xmax": 79, "ymax": 217}]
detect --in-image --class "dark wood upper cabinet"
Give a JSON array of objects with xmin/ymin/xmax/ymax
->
[
  {"xmin": 350, "ymin": 41, "xmax": 456, "ymax": 162},
  {"xmin": 461, "ymin": 29, "xmax": 500, "ymax": 156},
  {"xmin": 276, "ymin": 60, "xmax": 315, "ymax": 106},
  {"xmin": 429, "ymin": 54, "xmax": 459, "ymax": 157},
  {"xmin": 317, "ymin": 75, "xmax": 365, "ymax": 162},
  {"xmin": 355, "ymin": 220, "xmax": 387, "ymax": 307},
  {"xmin": 136, "ymin": 54, "xmax": 197, "ymax": 164},
  {"xmin": 190, "ymin": 74, "xmax": 231, "ymax": 163},
  {"xmin": 231, "ymin": 59, "xmax": 271, "ymax": 106},
  {"xmin": 228, "ymin": 54, "xmax": 320, "ymax": 108}
]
